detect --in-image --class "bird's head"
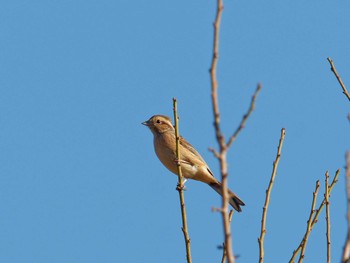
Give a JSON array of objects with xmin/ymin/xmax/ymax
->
[{"xmin": 142, "ymin": 115, "xmax": 174, "ymax": 135}]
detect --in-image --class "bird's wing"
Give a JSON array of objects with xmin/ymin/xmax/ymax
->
[
  {"xmin": 179, "ymin": 136, "xmax": 205, "ymax": 161},
  {"xmin": 206, "ymin": 167, "xmax": 215, "ymax": 177},
  {"xmin": 179, "ymin": 136, "xmax": 216, "ymax": 179}
]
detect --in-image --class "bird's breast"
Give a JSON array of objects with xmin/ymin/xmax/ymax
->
[{"xmin": 153, "ymin": 134, "xmax": 178, "ymax": 174}]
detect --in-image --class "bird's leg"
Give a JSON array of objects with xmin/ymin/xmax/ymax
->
[
  {"xmin": 176, "ymin": 181, "xmax": 186, "ymax": 191},
  {"xmin": 174, "ymin": 158, "xmax": 191, "ymax": 166},
  {"xmin": 174, "ymin": 158, "xmax": 188, "ymax": 191},
  {"xmin": 174, "ymin": 158, "xmax": 181, "ymax": 166}
]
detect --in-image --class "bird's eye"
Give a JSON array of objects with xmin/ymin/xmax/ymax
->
[{"xmin": 156, "ymin": 119, "xmax": 161, "ymax": 124}]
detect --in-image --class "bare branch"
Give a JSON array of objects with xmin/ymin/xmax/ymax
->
[
  {"xmin": 208, "ymin": 147, "xmax": 220, "ymax": 158},
  {"xmin": 342, "ymin": 152, "xmax": 350, "ymax": 263},
  {"xmin": 172, "ymin": 98, "xmax": 192, "ymax": 263},
  {"xmin": 209, "ymin": 0, "xmax": 235, "ymax": 262},
  {"xmin": 310, "ymin": 170, "xmax": 339, "ymax": 229},
  {"xmin": 298, "ymin": 180, "xmax": 321, "ymax": 263},
  {"xmin": 221, "ymin": 210, "xmax": 234, "ymax": 263},
  {"xmin": 258, "ymin": 128, "xmax": 286, "ymax": 263},
  {"xmin": 289, "ymin": 181, "xmax": 320, "ymax": 263},
  {"xmin": 327, "ymin": 57, "xmax": 350, "ymax": 101},
  {"xmin": 210, "ymin": 0, "xmax": 225, "ymax": 151},
  {"xmin": 289, "ymin": 170, "xmax": 339, "ymax": 263},
  {"xmin": 227, "ymin": 84, "xmax": 262, "ymax": 148},
  {"xmin": 325, "ymin": 171, "xmax": 331, "ymax": 263}
]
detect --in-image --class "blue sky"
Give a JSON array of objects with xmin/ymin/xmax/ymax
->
[{"xmin": 1, "ymin": 1, "xmax": 349, "ymax": 262}]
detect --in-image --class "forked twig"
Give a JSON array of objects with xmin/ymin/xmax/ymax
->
[
  {"xmin": 289, "ymin": 181, "xmax": 320, "ymax": 263},
  {"xmin": 327, "ymin": 57, "xmax": 350, "ymax": 101},
  {"xmin": 289, "ymin": 170, "xmax": 339, "ymax": 263},
  {"xmin": 310, "ymin": 170, "xmax": 339, "ymax": 229},
  {"xmin": 258, "ymin": 128, "xmax": 286, "ymax": 263},
  {"xmin": 209, "ymin": 1, "xmax": 261, "ymax": 262},
  {"xmin": 209, "ymin": 0, "xmax": 235, "ymax": 262},
  {"xmin": 173, "ymin": 98, "xmax": 192, "ymax": 263}
]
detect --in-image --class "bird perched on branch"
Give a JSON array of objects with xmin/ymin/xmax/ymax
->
[{"xmin": 142, "ymin": 115, "xmax": 245, "ymax": 212}]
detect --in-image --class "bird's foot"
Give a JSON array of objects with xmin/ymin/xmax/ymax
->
[
  {"xmin": 176, "ymin": 181, "xmax": 187, "ymax": 191},
  {"xmin": 174, "ymin": 158, "xmax": 181, "ymax": 166}
]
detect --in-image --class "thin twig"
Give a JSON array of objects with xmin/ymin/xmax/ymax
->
[
  {"xmin": 209, "ymin": 0, "xmax": 235, "ymax": 263},
  {"xmin": 258, "ymin": 128, "xmax": 286, "ymax": 263},
  {"xmin": 208, "ymin": 147, "xmax": 220, "ymax": 158},
  {"xmin": 342, "ymin": 152, "xmax": 350, "ymax": 263},
  {"xmin": 227, "ymin": 84, "xmax": 262, "ymax": 148},
  {"xmin": 221, "ymin": 210, "xmax": 234, "ymax": 263},
  {"xmin": 327, "ymin": 57, "xmax": 350, "ymax": 101},
  {"xmin": 289, "ymin": 170, "xmax": 339, "ymax": 263},
  {"xmin": 210, "ymin": 0, "xmax": 225, "ymax": 150},
  {"xmin": 173, "ymin": 98, "xmax": 192, "ymax": 263},
  {"xmin": 298, "ymin": 180, "xmax": 321, "ymax": 263},
  {"xmin": 325, "ymin": 171, "xmax": 331, "ymax": 263}
]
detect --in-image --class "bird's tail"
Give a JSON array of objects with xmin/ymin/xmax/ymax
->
[{"xmin": 209, "ymin": 182, "xmax": 245, "ymax": 212}]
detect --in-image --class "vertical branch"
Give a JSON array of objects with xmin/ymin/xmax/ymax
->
[
  {"xmin": 258, "ymin": 128, "xmax": 286, "ymax": 263},
  {"xmin": 342, "ymin": 152, "xmax": 350, "ymax": 263},
  {"xmin": 325, "ymin": 171, "xmax": 331, "ymax": 263},
  {"xmin": 298, "ymin": 181, "xmax": 320, "ymax": 263},
  {"xmin": 210, "ymin": 0, "xmax": 224, "ymax": 145},
  {"xmin": 209, "ymin": 1, "xmax": 235, "ymax": 263},
  {"xmin": 172, "ymin": 98, "xmax": 192, "ymax": 263},
  {"xmin": 209, "ymin": 0, "xmax": 261, "ymax": 262},
  {"xmin": 221, "ymin": 210, "xmax": 234, "ymax": 263},
  {"xmin": 327, "ymin": 57, "xmax": 350, "ymax": 101}
]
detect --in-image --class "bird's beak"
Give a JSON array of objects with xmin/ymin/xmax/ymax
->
[{"xmin": 142, "ymin": 120, "xmax": 150, "ymax": 126}]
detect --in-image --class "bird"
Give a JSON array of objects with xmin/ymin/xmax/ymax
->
[{"xmin": 142, "ymin": 114, "xmax": 245, "ymax": 212}]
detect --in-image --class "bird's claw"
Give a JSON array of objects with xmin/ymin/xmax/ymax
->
[
  {"xmin": 174, "ymin": 158, "xmax": 180, "ymax": 165},
  {"xmin": 176, "ymin": 182, "xmax": 186, "ymax": 191}
]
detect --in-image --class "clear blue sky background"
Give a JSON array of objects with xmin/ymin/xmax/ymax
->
[{"xmin": 1, "ymin": 1, "xmax": 349, "ymax": 262}]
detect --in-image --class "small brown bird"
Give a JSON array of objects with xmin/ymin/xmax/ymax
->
[{"xmin": 142, "ymin": 115, "xmax": 245, "ymax": 212}]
